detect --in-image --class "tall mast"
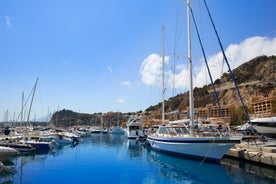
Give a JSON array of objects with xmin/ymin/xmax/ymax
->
[
  {"xmin": 187, "ymin": 0, "xmax": 194, "ymax": 126},
  {"xmin": 161, "ymin": 25, "xmax": 165, "ymax": 125},
  {"xmin": 21, "ymin": 92, "xmax": 24, "ymax": 125},
  {"xmin": 27, "ymin": 77, "xmax": 39, "ymax": 123}
]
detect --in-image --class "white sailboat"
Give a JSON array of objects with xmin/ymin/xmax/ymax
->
[
  {"xmin": 22, "ymin": 78, "xmax": 54, "ymax": 151},
  {"xmin": 146, "ymin": 1, "xmax": 241, "ymax": 162}
]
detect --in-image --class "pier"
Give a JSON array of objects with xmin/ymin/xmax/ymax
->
[{"xmin": 226, "ymin": 139, "xmax": 276, "ymax": 167}]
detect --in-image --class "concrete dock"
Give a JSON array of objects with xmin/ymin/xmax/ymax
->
[{"xmin": 226, "ymin": 138, "xmax": 276, "ymax": 167}]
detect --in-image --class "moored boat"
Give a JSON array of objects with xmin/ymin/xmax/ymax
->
[
  {"xmin": 0, "ymin": 142, "xmax": 36, "ymax": 153},
  {"xmin": 147, "ymin": 121, "xmax": 241, "ymax": 162},
  {"xmin": 124, "ymin": 116, "xmax": 145, "ymax": 139},
  {"xmin": 250, "ymin": 117, "xmax": 276, "ymax": 138},
  {"xmin": 146, "ymin": 0, "xmax": 242, "ymax": 162},
  {"xmin": 24, "ymin": 140, "xmax": 54, "ymax": 150},
  {"xmin": 0, "ymin": 146, "xmax": 19, "ymax": 161}
]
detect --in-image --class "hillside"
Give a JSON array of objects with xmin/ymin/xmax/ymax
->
[{"xmin": 145, "ymin": 55, "xmax": 276, "ymax": 115}]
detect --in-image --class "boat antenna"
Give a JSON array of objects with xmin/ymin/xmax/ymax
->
[
  {"xmin": 161, "ymin": 25, "xmax": 165, "ymax": 125},
  {"xmin": 187, "ymin": 0, "xmax": 194, "ymax": 127}
]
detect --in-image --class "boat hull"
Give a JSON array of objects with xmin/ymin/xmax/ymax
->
[
  {"xmin": 253, "ymin": 126, "xmax": 276, "ymax": 138},
  {"xmin": 251, "ymin": 117, "xmax": 276, "ymax": 138},
  {"xmin": 25, "ymin": 141, "xmax": 53, "ymax": 150},
  {"xmin": 147, "ymin": 136, "xmax": 240, "ymax": 161}
]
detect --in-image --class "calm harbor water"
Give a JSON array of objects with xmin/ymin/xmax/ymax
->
[{"xmin": 1, "ymin": 134, "xmax": 276, "ymax": 184}]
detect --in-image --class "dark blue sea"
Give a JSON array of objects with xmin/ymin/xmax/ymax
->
[{"xmin": 1, "ymin": 134, "xmax": 275, "ymax": 184}]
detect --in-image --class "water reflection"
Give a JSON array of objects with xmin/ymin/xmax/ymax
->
[
  {"xmin": 221, "ymin": 157, "xmax": 276, "ymax": 183},
  {"xmin": 1, "ymin": 134, "xmax": 275, "ymax": 184},
  {"xmin": 126, "ymin": 139, "xmax": 144, "ymax": 159},
  {"xmin": 83, "ymin": 134, "xmax": 125, "ymax": 148},
  {"xmin": 146, "ymin": 150, "xmax": 233, "ymax": 184},
  {"xmin": 0, "ymin": 145, "xmax": 69, "ymax": 184},
  {"xmin": 146, "ymin": 149, "xmax": 276, "ymax": 184}
]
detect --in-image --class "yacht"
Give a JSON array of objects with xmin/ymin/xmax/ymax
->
[
  {"xmin": 124, "ymin": 116, "xmax": 145, "ymax": 139},
  {"xmin": 250, "ymin": 117, "xmax": 276, "ymax": 138}
]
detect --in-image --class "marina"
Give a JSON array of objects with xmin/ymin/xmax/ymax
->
[
  {"xmin": 0, "ymin": 0, "xmax": 275, "ymax": 183},
  {"xmin": 0, "ymin": 133, "xmax": 275, "ymax": 184}
]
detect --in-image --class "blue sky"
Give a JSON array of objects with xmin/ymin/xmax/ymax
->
[{"xmin": 1, "ymin": 0, "xmax": 276, "ymax": 121}]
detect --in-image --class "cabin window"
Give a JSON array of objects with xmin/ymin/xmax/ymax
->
[
  {"xmin": 181, "ymin": 127, "xmax": 189, "ymax": 134},
  {"xmin": 175, "ymin": 128, "xmax": 182, "ymax": 134},
  {"xmin": 167, "ymin": 128, "xmax": 174, "ymax": 134},
  {"xmin": 130, "ymin": 126, "xmax": 140, "ymax": 130},
  {"xmin": 159, "ymin": 127, "xmax": 168, "ymax": 134}
]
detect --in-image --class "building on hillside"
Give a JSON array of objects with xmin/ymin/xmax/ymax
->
[
  {"xmin": 251, "ymin": 96, "xmax": 276, "ymax": 118},
  {"xmin": 195, "ymin": 104, "xmax": 235, "ymax": 125}
]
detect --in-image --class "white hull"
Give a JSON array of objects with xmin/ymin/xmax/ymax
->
[
  {"xmin": 251, "ymin": 117, "xmax": 276, "ymax": 138},
  {"xmin": 147, "ymin": 136, "xmax": 240, "ymax": 161},
  {"xmin": 0, "ymin": 146, "xmax": 19, "ymax": 156},
  {"xmin": 253, "ymin": 126, "xmax": 276, "ymax": 138}
]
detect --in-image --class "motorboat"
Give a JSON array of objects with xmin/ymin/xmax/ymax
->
[
  {"xmin": 250, "ymin": 117, "xmax": 276, "ymax": 138},
  {"xmin": 0, "ymin": 142, "xmax": 36, "ymax": 153},
  {"xmin": 124, "ymin": 116, "xmax": 145, "ymax": 139},
  {"xmin": 0, "ymin": 146, "xmax": 19, "ymax": 161}
]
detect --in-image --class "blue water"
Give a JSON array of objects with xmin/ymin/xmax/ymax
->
[{"xmin": 1, "ymin": 134, "xmax": 275, "ymax": 184}]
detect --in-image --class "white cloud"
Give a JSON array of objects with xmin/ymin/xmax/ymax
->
[
  {"xmin": 139, "ymin": 53, "xmax": 169, "ymax": 87},
  {"xmin": 141, "ymin": 36, "xmax": 276, "ymax": 91},
  {"xmin": 122, "ymin": 81, "xmax": 131, "ymax": 86},
  {"xmin": 193, "ymin": 36, "xmax": 276, "ymax": 88},
  {"xmin": 116, "ymin": 98, "xmax": 125, "ymax": 104}
]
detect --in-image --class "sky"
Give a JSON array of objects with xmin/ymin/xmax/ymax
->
[{"xmin": 0, "ymin": 0, "xmax": 275, "ymax": 122}]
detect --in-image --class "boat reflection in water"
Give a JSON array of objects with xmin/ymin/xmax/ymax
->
[
  {"xmin": 1, "ymin": 134, "xmax": 275, "ymax": 184},
  {"xmin": 146, "ymin": 149, "xmax": 276, "ymax": 184},
  {"xmin": 126, "ymin": 139, "xmax": 144, "ymax": 159},
  {"xmin": 146, "ymin": 150, "xmax": 233, "ymax": 184}
]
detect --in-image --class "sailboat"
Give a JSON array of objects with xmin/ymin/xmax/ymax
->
[
  {"xmin": 22, "ymin": 78, "xmax": 54, "ymax": 151},
  {"xmin": 146, "ymin": 0, "xmax": 241, "ymax": 162},
  {"xmin": 110, "ymin": 112, "xmax": 124, "ymax": 134}
]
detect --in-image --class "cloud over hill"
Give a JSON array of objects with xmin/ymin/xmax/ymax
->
[{"xmin": 140, "ymin": 36, "xmax": 276, "ymax": 90}]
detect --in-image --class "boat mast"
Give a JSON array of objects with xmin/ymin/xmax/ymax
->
[
  {"xmin": 187, "ymin": 0, "xmax": 194, "ymax": 126},
  {"xmin": 27, "ymin": 77, "xmax": 39, "ymax": 124},
  {"xmin": 161, "ymin": 25, "xmax": 165, "ymax": 125}
]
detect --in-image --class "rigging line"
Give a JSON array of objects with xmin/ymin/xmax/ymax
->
[
  {"xmin": 199, "ymin": 137, "xmax": 215, "ymax": 165},
  {"xmin": 172, "ymin": 1, "xmax": 181, "ymax": 98},
  {"xmin": 190, "ymin": 7, "xmax": 225, "ymax": 121},
  {"xmin": 203, "ymin": 0, "xmax": 251, "ymax": 123},
  {"xmin": 174, "ymin": 0, "xmax": 187, "ymax": 59}
]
